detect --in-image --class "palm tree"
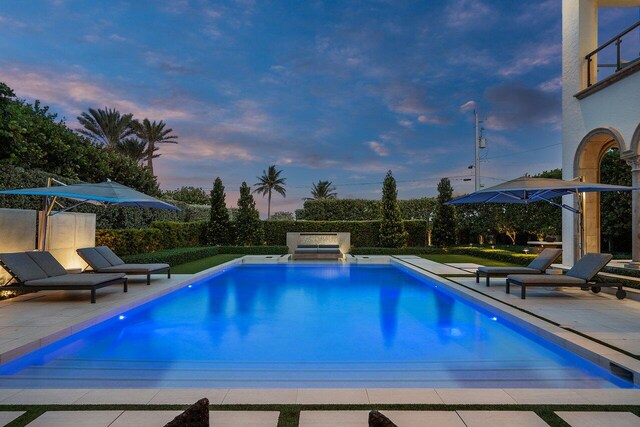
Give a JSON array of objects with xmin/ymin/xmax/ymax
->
[
  {"xmin": 117, "ymin": 138, "xmax": 149, "ymax": 164},
  {"xmin": 134, "ymin": 118, "xmax": 179, "ymax": 175},
  {"xmin": 77, "ymin": 107, "xmax": 137, "ymax": 150},
  {"xmin": 253, "ymin": 165, "xmax": 286, "ymax": 219},
  {"xmin": 309, "ymin": 180, "xmax": 337, "ymax": 200}
]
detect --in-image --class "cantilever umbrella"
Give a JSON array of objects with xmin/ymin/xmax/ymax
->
[
  {"xmin": 445, "ymin": 176, "xmax": 639, "ymax": 257},
  {"xmin": 0, "ymin": 179, "xmax": 180, "ymax": 249}
]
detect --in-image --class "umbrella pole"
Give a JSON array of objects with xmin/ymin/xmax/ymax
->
[
  {"xmin": 576, "ymin": 189, "xmax": 585, "ymax": 259},
  {"xmin": 38, "ymin": 178, "xmax": 54, "ymax": 251}
]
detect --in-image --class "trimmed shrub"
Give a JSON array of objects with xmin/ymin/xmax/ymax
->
[
  {"xmin": 263, "ymin": 220, "xmax": 428, "ymax": 247},
  {"xmin": 150, "ymin": 220, "xmax": 207, "ymax": 249},
  {"xmin": 448, "ymin": 246, "xmax": 537, "ymax": 266},
  {"xmin": 0, "ymin": 164, "xmax": 209, "ymax": 229},
  {"xmin": 350, "ymin": 247, "xmax": 442, "ymax": 255},
  {"xmin": 217, "ymin": 245, "xmax": 288, "ymax": 255},
  {"xmin": 95, "ymin": 228, "xmax": 162, "ymax": 256},
  {"xmin": 300, "ymin": 198, "xmax": 436, "ymax": 221},
  {"xmin": 122, "ymin": 246, "xmax": 220, "ymax": 265},
  {"xmin": 379, "ymin": 171, "xmax": 407, "ymax": 248}
]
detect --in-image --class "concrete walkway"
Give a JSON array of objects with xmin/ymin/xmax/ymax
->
[{"xmin": 6, "ymin": 409, "xmax": 640, "ymax": 426}]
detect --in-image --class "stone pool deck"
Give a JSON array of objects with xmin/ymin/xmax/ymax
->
[
  {"xmin": 3, "ymin": 408, "xmax": 640, "ymax": 426},
  {"xmin": 0, "ymin": 255, "xmax": 638, "ymax": 427}
]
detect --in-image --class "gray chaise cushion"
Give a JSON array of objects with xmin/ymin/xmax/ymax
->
[
  {"xmin": 317, "ymin": 248, "xmax": 341, "ymax": 254},
  {"xmin": 96, "ymin": 263, "xmax": 170, "ymax": 274},
  {"xmin": 95, "ymin": 246, "xmax": 125, "ymax": 266},
  {"xmin": 295, "ymin": 248, "xmax": 318, "ymax": 254},
  {"xmin": 527, "ymin": 248, "xmax": 562, "ymax": 271},
  {"xmin": 566, "ymin": 253, "xmax": 612, "ymax": 280},
  {"xmin": 26, "ymin": 252, "xmax": 67, "ymax": 277},
  {"xmin": 77, "ymin": 248, "xmax": 111, "ymax": 270},
  {"xmin": 297, "ymin": 245, "xmax": 317, "ymax": 249},
  {"xmin": 25, "ymin": 272, "xmax": 125, "ymax": 287},
  {"xmin": 0, "ymin": 253, "xmax": 48, "ymax": 282},
  {"xmin": 507, "ymin": 274, "xmax": 586, "ymax": 286},
  {"xmin": 477, "ymin": 266, "xmax": 540, "ymax": 275}
]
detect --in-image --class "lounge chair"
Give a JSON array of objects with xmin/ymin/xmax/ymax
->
[
  {"xmin": 77, "ymin": 246, "xmax": 170, "ymax": 286},
  {"xmin": 476, "ymin": 248, "xmax": 562, "ymax": 286},
  {"xmin": 506, "ymin": 253, "xmax": 626, "ymax": 300},
  {"xmin": 0, "ymin": 251, "xmax": 127, "ymax": 303}
]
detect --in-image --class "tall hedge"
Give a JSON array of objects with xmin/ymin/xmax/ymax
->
[
  {"xmin": 0, "ymin": 164, "xmax": 209, "ymax": 228},
  {"xmin": 262, "ymin": 220, "xmax": 427, "ymax": 247},
  {"xmin": 300, "ymin": 198, "xmax": 436, "ymax": 221}
]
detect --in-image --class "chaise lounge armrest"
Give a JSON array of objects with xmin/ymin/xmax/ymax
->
[
  {"xmin": 506, "ymin": 274, "xmax": 586, "ymax": 286},
  {"xmin": 24, "ymin": 273, "xmax": 127, "ymax": 287},
  {"xmin": 94, "ymin": 263, "xmax": 170, "ymax": 274},
  {"xmin": 477, "ymin": 266, "xmax": 541, "ymax": 275}
]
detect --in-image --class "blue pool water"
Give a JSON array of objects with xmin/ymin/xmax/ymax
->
[{"xmin": 0, "ymin": 264, "xmax": 634, "ymax": 388}]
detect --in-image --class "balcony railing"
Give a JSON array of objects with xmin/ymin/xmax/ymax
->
[{"xmin": 586, "ymin": 19, "xmax": 640, "ymax": 87}]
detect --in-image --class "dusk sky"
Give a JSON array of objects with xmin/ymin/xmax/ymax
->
[{"xmin": 0, "ymin": 1, "xmax": 637, "ymax": 215}]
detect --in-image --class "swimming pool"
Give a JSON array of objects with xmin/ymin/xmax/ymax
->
[{"xmin": 0, "ymin": 263, "xmax": 634, "ymax": 388}]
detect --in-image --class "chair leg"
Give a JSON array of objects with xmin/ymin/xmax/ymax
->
[
  {"xmin": 91, "ymin": 288, "xmax": 96, "ymax": 304},
  {"xmin": 124, "ymin": 278, "xmax": 128, "ymax": 293},
  {"xmin": 521, "ymin": 285, "xmax": 526, "ymax": 300},
  {"xmin": 506, "ymin": 279, "xmax": 510, "ymax": 294},
  {"xmin": 168, "ymin": 269, "xmax": 171, "ymax": 279},
  {"xmin": 486, "ymin": 274, "xmax": 491, "ymax": 287},
  {"xmin": 476, "ymin": 271, "xmax": 480, "ymax": 283},
  {"xmin": 147, "ymin": 273, "xmax": 151, "ymax": 286}
]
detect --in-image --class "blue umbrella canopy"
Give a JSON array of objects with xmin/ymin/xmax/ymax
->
[
  {"xmin": 0, "ymin": 181, "xmax": 180, "ymax": 211},
  {"xmin": 446, "ymin": 176, "xmax": 637, "ymax": 209}
]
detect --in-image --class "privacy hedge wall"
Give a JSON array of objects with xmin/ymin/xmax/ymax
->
[
  {"xmin": 97, "ymin": 219, "xmax": 429, "ymax": 256},
  {"xmin": 95, "ymin": 228, "xmax": 162, "ymax": 256},
  {"xmin": 299, "ymin": 198, "xmax": 436, "ymax": 221},
  {"xmin": 0, "ymin": 164, "xmax": 209, "ymax": 229},
  {"xmin": 262, "ymin": 220, "xmax": 428, "ymax": 247}
]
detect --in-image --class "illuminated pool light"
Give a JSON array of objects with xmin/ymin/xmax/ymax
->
[
  {"xmin": 118, "ymin": 315, "xmax": 125, "ymax": 320},
  {"xmin": 491, "ymin": 317, "xmax": 498, "ymax": 321}
]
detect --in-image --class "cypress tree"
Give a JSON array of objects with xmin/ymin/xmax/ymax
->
[
  {"xmin": 235, "ymin": 182, "xmax": 264, "ymax": 245},
  {"xmin": 432, "ymin": 177, "xmax": 457, "ymax": 247},
  {"xmin": 379, "ymin": 170, "xmax": 407, "ymax": 248},
  {"xmin": 207, "ymin": 177, "xmax": 231, "ymax": 245}
]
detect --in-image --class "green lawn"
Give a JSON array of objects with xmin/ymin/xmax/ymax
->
[
  {"xmin": 172, "ymin": 254, "xmax": 243, "ymax": 274},
  {"xmin": 419, "ymin": 254, "xmax": 515, "ymax": 266}
]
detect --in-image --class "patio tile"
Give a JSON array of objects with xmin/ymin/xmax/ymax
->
[
  {"xmin": 74, "ymin": 388, "xmax": 159, "ymax": 404},
  {"xmin": 26, "ymin": 410, "xmax": 123, "ymax": 427},
  {"xmin": 223, "ymin": 388, "xmax": 297, "ymax": 404},
  {"xmin": 298, "ymin": 410, "xmax": 370, "ymax": 427},
  {"xmin": 435, "ymin": 389, "xmax": 517, "ymax": 404},
  {"xmin": 556, "ymin": 411, "xmax": 640, "ymax": 427},
  {"xmin": 0, "ymin": 389, "xmax": 22, "ymax": 402},
  {"xmin": 3, "ymin": 389, "xmax": 89, "ymax": 404},
  {"xmin": 575, "ymin": 389, "xmax": 640, "ymax": 405},
  {"xmin": 366, "ymin": 388, "xmax": 443, "ymax": 404},
  {"xmin": 297, "ymin": 388, "xmax": 369, "ymax": 404},
  {"xmin": 503, "ymin": 389, "xmax": 587, "ymax": 404},
  {"xmin": 0, "ymin": 411, "xmax": 25, "ymax": 426},
  {"xmin": 384, "ymin": 411, "xmax": 466, "ymax": 426},
  {"xmin": 110, "ymin": 410, "xmax": 182, "ymax": 427},
  {"xmin": 210, "ymin": 411, "xmax": 280, "ymax": 427},
  {"xmin": 149, "ymin": 388, "xmax": 228, "ymax": 404},
  {"xmin": 457, "ymin": 411, "xmax": 548, "ymax": 427}
]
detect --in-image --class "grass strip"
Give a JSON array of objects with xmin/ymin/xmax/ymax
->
[{"xmin": 171, "ymin": 254, "xmax": 243, "ymax": 274}]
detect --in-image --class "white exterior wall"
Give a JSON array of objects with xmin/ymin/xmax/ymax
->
[{"xmin": 562, "ymin": 0, "xmax": 640, "ymax": 264}]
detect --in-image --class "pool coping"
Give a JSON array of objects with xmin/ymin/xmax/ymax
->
[{"xmin": 0, "ymin": 255, "xmax": 638, "ymax": 405}]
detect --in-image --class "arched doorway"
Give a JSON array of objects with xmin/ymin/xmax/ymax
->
[{"xmin": 573, "ymin": 128, "xmax": 626, "ymax": 256}]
